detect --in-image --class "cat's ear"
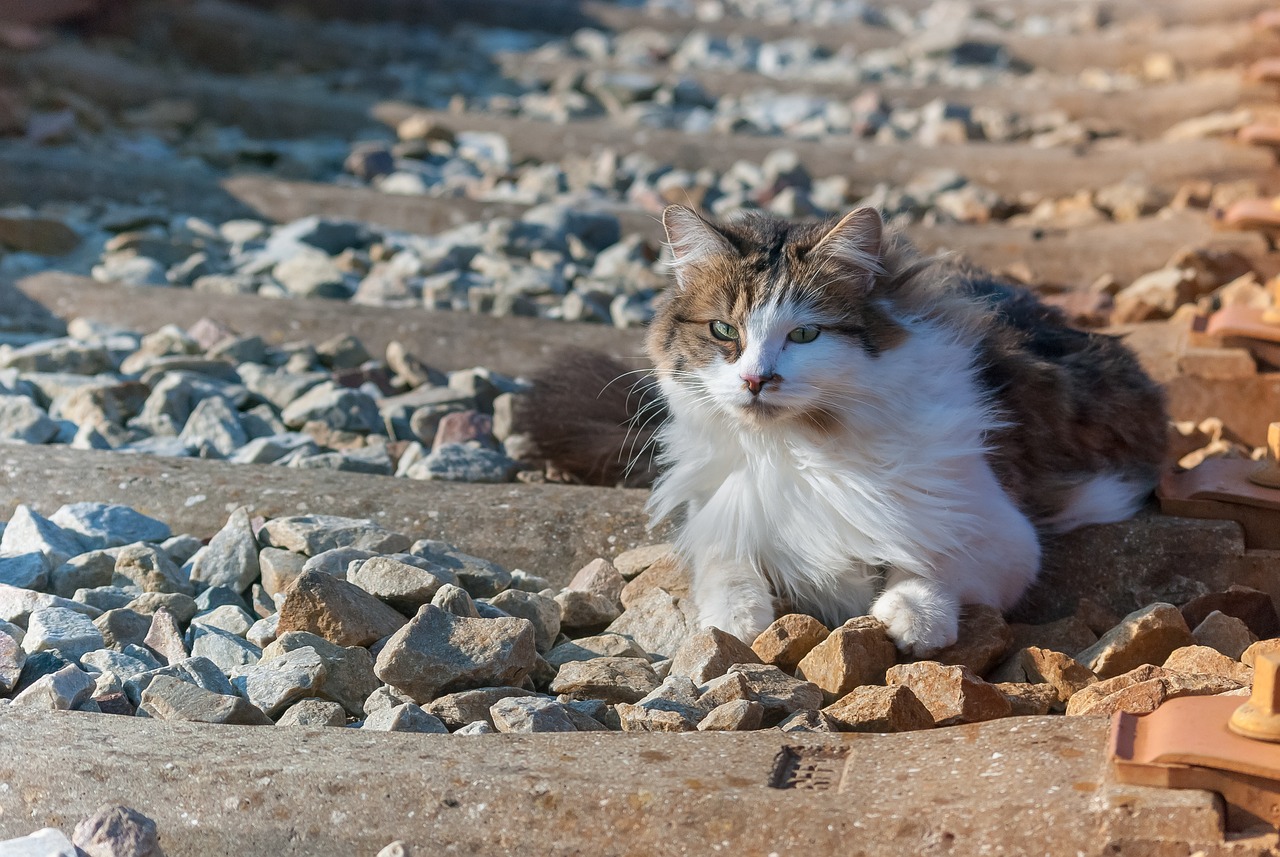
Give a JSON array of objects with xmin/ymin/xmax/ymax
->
[
  {"xmin": 812, "ymin": 207, "xmax": 884, "ymax": 285},
  {"xmin": 662, "ymin": 205, "xmax": 737, "ymax": 288}
]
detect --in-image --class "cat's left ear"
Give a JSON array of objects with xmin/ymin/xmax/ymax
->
[{"xmin": 812, "ymin": 207, "xmax": 884, "ymax": 286}]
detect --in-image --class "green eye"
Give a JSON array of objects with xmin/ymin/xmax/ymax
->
[
  {"xmin": 709, "ymin": 321, "xmax": 739, "ymax": 341},
  {"xmin": 788, "ymin": 326, "xmax": 820, "ymax": 344}
]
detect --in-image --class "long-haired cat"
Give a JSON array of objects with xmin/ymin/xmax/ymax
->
[{"xmin": 522, "ymin": 206, "xmax": 1167, "ymax": 655}]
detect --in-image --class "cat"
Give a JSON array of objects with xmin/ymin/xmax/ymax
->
[{"xmin": 521, "ymin": 205, "xmax": 1167, "ymax": 655}]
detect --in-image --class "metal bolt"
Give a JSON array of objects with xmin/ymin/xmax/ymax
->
[
  {"xmin": 1230, "ymin": 651, "xmax": 1280, "ymax": 741},
  {"xmin": 1248, "ymin": 422, "xmax": 1280, "ymax": 489}
]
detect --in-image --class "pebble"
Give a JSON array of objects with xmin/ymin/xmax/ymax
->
[
  {"xmin": 362, "ymin": 702, "xmax": 451, "ymax": 733},
  {"xmin": 406, "ymin": 443, "xmax": 519, "ymax": 483},
  {"xmin": 669, "ymin": 627, "xmax": 761, "ymax": 684},
  {"xmin": 22, "ymin": 606, "xmax": 105, "ymax": 662},
  {"xmin": 112, "ymin": 544, "xmax": 192, "ymax": 595},
  {"xmin": 821, "ymin": 685, "xmax": 934, "ymax": 733},
  {"xmin": 11, "ymin": 663, "xmax": 95, "ymax": 710},
  {"xmin": 990, "ymin": 647, "xmax": 1097, "ymax": 709},
  {"xmin": 549, "ymin": 656, "xmax": 660, "ymax": 705},
  {"xmin": 0, "ymin": 583, "xmax": 101, "ymax": 625},
  {"xmin": 0, "ymin": 828, "xmax": 80, "ymax": 857},
  {"xmin": 605, "ymin": 589, "xmax": 698, "ymax": 659},
  {"xmin": 0, "ymin": 394, "xmax": 60, "ymax": 443},
  {"xmin": 425, "ymin": 686, "xmax": 536, "ymax": 729},
  {"xmin": 71, "ymin": 804, "xmax": 164, "ymax": 857},
  {"xmin": 276, "ymin": 569, "xmax": 409, "ymax": 647},
  {"xmin": 230, "ymin": 645, "xmax": 326, "ymax": 717},
  {"xmin": 374, "ymin": 605, "xmax": 537, "ymax": 702},
  {"xmin": 1064, "ymin": 664, "xmax": 1243, "ymax": 717},
  {"xmin": 260, "ymin": 516, "xmax": 411, "ymax": 557},
  {"xmin": 749, "ymin": 613, "xmax": 829, "ymax": 673},
  {"xmin": 143, "ymin": 608, "xmax": 188, "ymax": 665},
  {"xmin": 932, "ymin": 604, "xmax": 1013, "ymax": 675},
  {"xmin": 277, "ymin": 698, "xmax": 348, "ymax": 727},
  {"xmin": 0, "ymin": 632, "xmax": 25, "ymax": 694},
  {"xmin": 1, "ymin": 504, "xmax": 87, "ymax": 567},
  {"xmin": 189, "ymin": 625, "xmax": 261, "ymax": 672},
  {"xmin": 725, "ymin": 663, "xmax": 823, "ymax": 725},
  {"xmin": 490, "ymin": 695, "xmax": 579, "ymax": 733},
  {"xmin": 1162, "ymin": 644, "xmax": 1253, "ymax": 684},
  {"xmin": 487, "ymin": 589, "xmax": 561, "ymax": 653},
  {"xmin": 139, "ymin": 674, "xmax": 271, "ymax": 725},
  {"xmin": 885, "ymin": 662, "xmax": 1012, "ymax": 726},
  {"xmin": 1075, "ymin": 602, "xmax": 1194, "ymax": 679},
  {"xmin": 565, "ymin": 557, "xmax": 626, "ymax": 608},
  {"xmin": 189, "ymin": 506, "xmax": 259, "ymax": 593},
  {"xmin": 796, "ymin": 616, "xmax": 897, "ymax": 703},
  {"xmin": 554, "ymin": 590, "xmax": 620, "ymax": 634},
  {"xmin": 0, "ymin": 553, "xmax": 50, "ymax": 590},
  {"xmin": 348, "ymin": 556, "xmax": 455, "ymax": 614},
  {"xmin": 697, "ymin": 699, "xmax": 764, "ymax": 731},
  {"xmin": 48, "ymin": 503, "xmax": 171, "ymax": 551},
  {"xmin": 411, "ymin": 541, "xmax": 511, "ymax": 598},
  {"xmin": 1182, "ymin": 587, "xmax": 1279, "ymax": 640},
  {"xmin": 262, "ymin": 631, "xmax": 379, "ymax": 717}
]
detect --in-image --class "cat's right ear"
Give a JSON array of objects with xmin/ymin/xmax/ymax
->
[{"xmin": 662, "ymin": 205, "xmax": 737, "ymax": 288}]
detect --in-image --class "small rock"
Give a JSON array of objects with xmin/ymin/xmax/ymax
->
[
  {"xmin": 605, "ymin": 588, "xmax": 698, "ymax": 659},
  {"xmin": 21, "ymin": 606, "xmax": 105, "ymax": 662},
  {"xmin": 230, "ymin": 645, "xmax": 327, "ymax": 717},
  {"xmin": 113, "ymin": 544, "xmax": 192, "ymax": 595},
  {"xmin": 616, "ymin": 699, "xmax": 699, "ymax": 732},
  {"xmin": 1243, "ymin": 639, "xmax": 1280, "ymax": 668},
  {"xmin": 406, "ymin": 443, "xmax": 519, "ymax": 483},
  {"xmin": 10, "ymin": 662, "xmax": 94, "ymax": 709},
  {"xmin": 142, "ymin": 608, "xmax": 188, "ymax": 665},
  {"xmin": 0, "ymin": 552, "xmax": 50, "ymax": 589},
  {"xmin": 796, "ymin": 616, "xmax": 897, "ymax": 703},
  {"xmin": 72, "ymin": 804, "xmax": 164, "ymax": 857},
  {"xmin": 1065, "ymin": 664, "xmax": 1242, "ymax": 716},
  {"xmin": 259, "ymin": 515, "xmax": 410, "ymax": 557},
  {"xmin": 127, "ymin": 593, "xmax": 198, "ymax": 624},
  {"xmin": 490, "ymin": 695, "xmax": 579, "ymax": 732},
  {"xmin": 273, "ymin": 253, "xmax": 350, "ymax": 299},
  {"xmin": 276, "ymin": 569, "xmax": 408, "ymax": 647},
  {"xmin": 190, "ymin": 604, "xmax": 255, "ymax": 638},
  {"xmin": 554, "ymin": 590, "xmax": 620, "ymax": 634},
  {"xmin": 1181, "ymin": 585, "xmax": 1279, "ymax": 638},
  {"xmin": 50, "ymin": 551, "xmax": 116, "ymax": 598},
  {"xmin": 548, "ymin": 656, "xmax": 659, "ymax": 704},
  {"xmin": 750, "ymin": 614, "xmax": 829, "ymax": 673},
  {"xmin": 276, "ymin": 698, "xmax": 347, "ymax": 727},
  {"xmin": 821, "ymin": 685, "xmax": 934, "ymax": 733},
  {"xmin": 0, "ymin": 504, "xmax": 86, "ymax": 567},
  {"xmin": 189, "ymin": 506, "xmax": 259, "ymax": 593},
  {"xmin": 48, "ymin": 503, "xmax": 170, "ymax": 551},
  {"xmin": 0, "ymin": 631, "xmax": 25, "ymax": 693},
  {"xmin": 725, "ymin": 663, "xmax": 823, "ymax": 725},
  {"xmin": 348, "ymin": 556, "xmax": 456, "ymax": 614},
  {"xmin": 697, "ymin": 699, "xmax": 764, "ymax": 731},
  {"xmin": 1162, "ymin": 645, "xmax": 1253, "ymax": 684},
  {"xmin": 0, "ymin": 583, "xmax": 101, "ymax": 626},
  {"xmin": 885, "ymin": 662, "xmax": 1012, "ymax": 726},
  {"xmin": 1190, "ymin": 611, "xmax": 1257, "ymax": 660},
  {"xmin": 697, "ymin": 671, "xmax": 756, "ymax": 709},
  {"xmin": 362, "ymin": 702, "xmax": 449, "ymax": 733},
  {"xmin": 997, "ymin": 682, "xmax": 1059, "ymax": 717},
  {"xmin": 777, "ymin": 709, "xmax": 840, "ymax": 733},
  {"xmin": 139, "ymin": 674, "xmax": 271, "ymax": 725},
  {"xmin": 566, "ymin": 557, "xmax": 625, "ymax": 607},
  {"xmin": 0, "ymin": 828, "xmax": 80, "ymax": 857},
  {"xmin": 488, "ymin": 589, "xmax": 560, "ymax": 653},
  {"xmin": 188, "ymin": 625, "xmax": 261, "ymax": 672},
  {"xmin": 262, "ymin": 631, "xmax": 379, "ymax": 717},
  {"xmin": 425, "ymin": 687, "xmax": 536, "ymax": 729},
  {"xmin": 258, "ymin": 548, "xmax": 307, "ymax": 597},
  {"xmin": 374, "ymin": 605, "xmax": 537, "ymax": 702},
  {"xmin": 933, "ymin": 604, "xmax": 1012, "ymax": 676},
  {"xmin": 0, "ymin": 394, "xmax": 59, "ymax": 444},
  {"xmin": 990, "ymin": 647, "xmax": 1097, "ymax": 709},
  {"xmin": 620, "ymin": 552, "xmax": 690, "ymax": 607},
  {"xmin": 669, "ymin": 626, "xmax": 762, "ymax": 684},
  {"xmin": 410, "ymin": 541, "xmax": 511, "ymax": 598},
  {"xmin": 431, "ymin": 583, "xmax": 480, "ymax": 618},
  {"xmin": 1076, "ymin": 602, "xmax": 1193, "ymax": 679},
  {"xmin": 545, "ymin": 633, "xmax": 648, "ymax": 668},
  {"xmin": 611, "ymin": 543, "xmax": 673, "ymax": 580}
]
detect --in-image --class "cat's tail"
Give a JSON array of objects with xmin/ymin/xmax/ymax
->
[{"xmin": 514, "ymin": 347, "xmax": 665, "ymax": 488}]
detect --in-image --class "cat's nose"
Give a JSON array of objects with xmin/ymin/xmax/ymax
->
[{"xmin": 741, "ymin": 372, "xmax": 777, "ymax": 396}]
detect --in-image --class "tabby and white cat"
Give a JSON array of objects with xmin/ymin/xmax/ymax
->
[{"xmin": 525, "ymin": 206, "xmax": 1166, "ymax": 654}]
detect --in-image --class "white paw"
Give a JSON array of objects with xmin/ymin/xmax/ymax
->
[
  {"xmin": 871, "ymin": 582, "xmax": 959, "ymax": 658},
  {"xmin": 699, "ymin": 603, "xmax": 773, "ymax": 646}
]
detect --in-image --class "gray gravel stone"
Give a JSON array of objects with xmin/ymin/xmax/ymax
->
[
  {"xmin": 549, "ymin": 656, "xmax": 660, "ymax": 705},
  {"xmin": 247, "ymin": 614, "xmax": 279, "ymax": 649},
  {"xmin": 455, "ymin": 721, "xmax": 496, "ymax": 735},
  {"xmin": 0, "ymin": 394, "xmax": 59, "ymax": 443},
  {"xmin": 139, "ymin": 674, "xmax": 272, "ymax": 725},
  {"xmin": 300, "ymin": 547, "xmax": 375, "ymax": 580},
  {"xmin": 189, "ymin": 624, "xmax": 262, "ymax": 671},
  {"xmin": 431, "ymin": 583, "xmax": 480, "ymax": 618},
  {"xmin": 11, "ymin": 663, "xmax": 95, "ymax": 709},
  {"xmin": 143, "ymin": 608, "xmax": 188, "ymax": 665},
  {"xmin": 80, "ymin": 649, "xmax": 153, "ymax": 683},
  {"xmin": 129, "ymin": 592, "xmax": 198, "ymax": 622},
  {"xmin": 179, "ymin": 395, "xmax": 247, "ymax": 457},
  {"xmin": 727, "ymin": 663, "xmax": 824, "ymax": 726},
  {"xmin": 490, "ymin": 695, "xmax": 578, "ymax": 733},
  {"xmin": 0, "ymin": 828, "xmax": 79, "ymax": 856},
  {"xmin": 231, "ymin": 645, "xmax": 327, "ymax": 717},
  {"xmin": 51, "ymin": 550, "xmax": 117, "ymax": 598},
  {"xmin": 277, "ymin": 697, "xmax": 347, "ymax": 727},
  {"xmin": 487, "ymin": 589, "xmax": 560, "ymax": 653},
  {"xmin": 545, "ymin": 633, "xmax": 649, "ymax": 668},
  {"xmin": 405, "ymin": 443, "xmax": 518, "ymax": 483},
  {"xmin": 276, "ymin": 569, "xmax": 408, "ymax": 647},
  {"xmin": 281, "ymin": 382, "xmax": 381, "ymax": 433},
  {"xmin": 113, "ymin": 543, "xmax": 192, "ymax": 595},
  {"xmin": 71, "ymin": 804, "xmax": 164, "ymax": 857},
  {"xmin": 555, "ymin": 590, "xmax": 620, "ymax": 634},
  {"xmin": 124, "ymin": 657, "xmax": 236, "ymax": 706},
  {"xmin": 92, "ymin": 608, "xmax": 152, "ymax": 649},
  {"xmin": 348, "ymin": 556, "xmax": 455, "ymax": 614},
  {"xmin": 605, "ymin": 589, "xmax": 698, "ymax": 659},
  {"xmin": 259, "ymin": 515, "xmax": 411, "ymax": 557},
  {"xmin": 0, "ymin": 630, "xmax": 24, "ymax": 693},
  {"xmin": 698, "ymin": 699, "xmax": 765, "ymax": 731},
  {"xmin": 1, "ymin": 504, "xmax": 87, "ymax": 567},
  {"xmin": 0, "ymin": 552, "xmax": 50, "ymax": 589},
  {"xmin": 423, "ymin": 686, "xmax": 537, "ymax": 729},
  {"xmin": 566, "ymin": 558, "xmax": 626, "ymax": 607},
  {"xmin": 262, "ymin": 631, "xmax": 379, "ymax": 718},
  {"xmin": 74, "ymin": 586, "xmax": 138, "ymax": 613},
  {"xmin": 190, "ymin": 506, "xmax": 259, "ymax": 593},
  {"xmin": 374, "ymin": 605, "xmax": 538, "ymax": 703},
  {"xmin": 49, "ymin": 502, "xmax": 171, "ymax": 550},
  {"xmin": 273, "ymin": 253, "xmax": 351, "ymax": 299},
  {"xmin": 362, "ymin": 702, "xmax": 450, "ymax": 733},
  {"xmin": 22, "ymin": 606, "xmax": 105, "ymax": 662},
  {"xmin": 411, "ymin": 540, "xmax": 511, "ymax": 598},
  {"xmin": 259, "ymin": 547, "xmax": 307, "ymax": 597},
  {"xmin": 191, "ymin": 604, "xmax": 255, "ymax": 637},
  {"xmin": 0, "ymin": 583, "xmax": 101, "ymax": 625}
]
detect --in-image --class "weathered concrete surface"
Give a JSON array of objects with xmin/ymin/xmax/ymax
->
[
  {"xmin": 0, "ymin": 446, "xmax": 656, "ymax": 584},
  {"xmin": 0, "ymin": 706, "xmax": 1266, "ymax": 856},
  {"xmin": 16, "ymin": 273, "xmax": 649, "ymax": 376}
]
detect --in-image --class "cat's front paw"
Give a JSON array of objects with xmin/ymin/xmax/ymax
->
[
  {"xmin": 870, "ymin": 580, "xmax": 959, "ymax": 658},
  {"xmin": 699, "ymin": 603, "xmax": 773, "ymax": 647}
]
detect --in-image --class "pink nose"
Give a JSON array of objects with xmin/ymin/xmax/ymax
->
[{"xmin": 742, "ymin": 372, "xmax": 777, "ymax": 396}]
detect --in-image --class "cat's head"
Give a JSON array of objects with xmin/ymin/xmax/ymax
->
[{"xmin": 646, "ymin": 205, "xmax": 906, "ymax": 428}]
